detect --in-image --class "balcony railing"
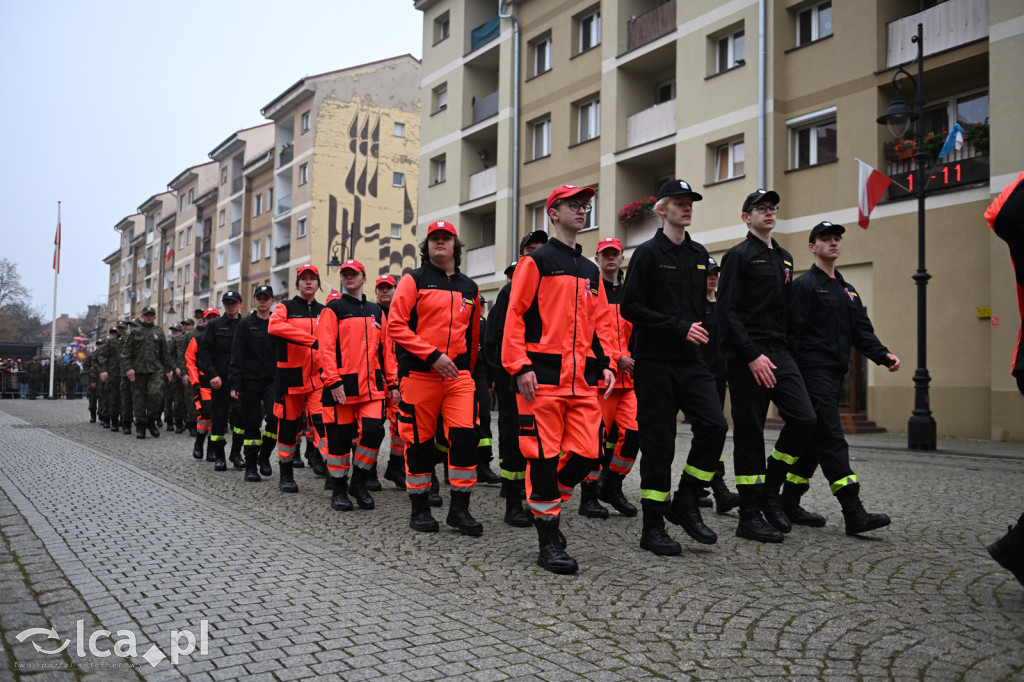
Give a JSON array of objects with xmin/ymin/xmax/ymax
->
[
  {"xmin": 625, "ymin": 100, "xmax": 675, "ymax": 149},
  {"xmin": 468, "ymin": 167, "xmax": 497, "ymax": 201},
  {"xmin": 227, "ymin": 262, "xmax": 240, "ymax": 281},
  {"xmin": 884, "ymin": 142, "xmax": 988, "ymax": 199},
  {"xmin": 625, "ymin": 214, "xmax": 660, "ymax": 248},
  {"xmin": 627, "ymin": 0, "xmax": 676, "ymax": 52},
  {"xmin": 472, "ymin": 91, "xmax": 499, "ymax": 124},
  {"xmin": 276, "ymin": 193, "xmax": 292, "ymax": 216},
  {"xmin": 275, "ymin": 244, "xmax": 290, "ymax": 266},
  {"xmin": 230, "ymin": 219, "xmax": 242, "ymax": 238},
  {"xmin": 193, "ymin": 275, "xmax": 210, "ymax": 294},
  {"xmin": 231, "ymin": 176, "xmax": 243, "ymax": 194},
  {"xmin": 278, "ymin": 144, "xmax": 293, "ymax": 167},
  {"xmin": 465, "ymin": 244, "xmax": 495, "ymax": 278},
  {"xmin": 886, "ymin": 0, "xmax": 987, "ymax": 68}
]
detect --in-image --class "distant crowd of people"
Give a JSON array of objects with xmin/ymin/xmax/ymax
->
[{"xmin": 0, "ymin": 356, "xmax": 87, "ymax": 400}]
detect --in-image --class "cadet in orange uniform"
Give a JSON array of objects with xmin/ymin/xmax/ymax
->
[
  {"xmin": 186, "ymin": 309, "xmax": 219, "ymax": 460},
  {"xmin": 318, "ymin": 260, "xmax": 397, "ymax": 512},
  {"xmin": 502, "ymin": 185, "xmax": 617, "ymax": 574},
  {"xmin": 388, "ymin": 220, "xmax": 483, "ymax": 536},
  {"xmin": 268, "ymin": 264, "xmax": 326, "ymax": 494},
  {"xmin": 375, "ymin": 274, "xmax": 407, "ymax": 489}
]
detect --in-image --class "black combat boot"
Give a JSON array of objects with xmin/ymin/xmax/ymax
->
[
  {"xmin": 123, "ymin": 421, "xmax": 133, "ymax": 435},
  {"xmin": 192, "ymin": 433, "xmax": 206, "ymax": 460},
  {"xmin": 476, "ymin": 452, "xmax": 501, "ymax": 485},
  {"xmin": 446, "ymin": 490, "xmax": 483, "ymax": 536},
  {"xmin": 110, "ymin": 417, "xmax": 119, "ymax": 431},
  {"xmin": 502, "ymin": 479, "xmax": 533, "ymax": 527},
  {"xmin": 384, "ymin": 453, "xmax": 407, "ymax": 490},
  {"xmin": 409, "ymin": 492, "xmax": 439, "ymax": 532},
  {"xmin": 364, "ymin": 456, "xmax": 382, "ymax": 492},
  {"xmin": 187, "ymin": 421, "xmax": 198, "ymax": 438},
  {"xmin": 578, "ymin": 481, "xmax": 609, "ymax": 519},
  {"xmin": 597, "ymin": 471, "xmax": 638, "ymax": 517},
  {"xmin": 100, "ymin": 417, "xmax": 109, "ymax": 429},
  {"xmin": 761, "ymin": 476, "xmax": 792, "ymax": 533},
  {"xmin": 307, "ymin": 448, "xmax": 327, "ymax": 478},
  {"xmin": 535, "ymin": 517, "xmax": 578, "ymax": 574},
  {"xmin": 136, "ymin": 422, "xmax": 146, "ymax": 439},
  {"xmin": 987, "ymin": 513, "xmax": 1024, "ymax": 587},
  {"xmin": 349, "ymin": 467, "xmax": 375, "ymax": 510},
  {"xmin": 213, "ymin": 441, "xmax": 228, "ymax": 472},
  {"xmin": 243, "ymin": 447, "xmax": 261, "ymax": 482},
  {"xmin": 229, "ymin": 437, "xmax": 244, "ymax": 469},
  {"xmin": 147, "ymin": 418, "xmax": 161, "ymax": 438},
  {"xmin": 205, "ymin": 438, "xmax": 217, "ymax": 462},
  {"xmin": 736, "ymin": 489, "xmax": 784, "ymax": 543},
  {"xmin": 278, "ymin": 462, "xmax": 298, "ymax": 493},
  {"xmin": 696, "ymin": 489, "xmax": 713, "ymax": 508},
  {"xmin": 257, "ymin": 438, "xmax": 275, "ymax": 477},
  {"xmin": 781, "ymin": 481, "xmax": 826, "ymax": 527},
  {"xmin": 175, "ymin": 419, "xmax": 185, "ymax": 434},
  {"xmin": 166, "ymin": 417, "xmax": 174, "ymax": 433},
  {"xmin": 836, "ymin": 486, "xmax": 890, "ymax": 535},
  {"xmin": 331, "ymin": 477, "xmax": 354, "ymax": 511},
  {"xmin": 639, "ymin": 507, "xmax": 682, "ymax": 556},
  {"xmin": 710, "ymin": 472, "xmax": 740, "ymax": 514},
  {"xmin": 665, "ymin": 484, "xmax": 718, "ymax": 545},
  {"xmin": 428, "ymin": 470, "xmax": 443, "ymax": 508},
  {"xmin": 90, "ymin": 409, "xmax": 97, "ymax": 423},
  {"xmin": 155, "ymin": 416, "xmax": 163, "ymax": 428}
]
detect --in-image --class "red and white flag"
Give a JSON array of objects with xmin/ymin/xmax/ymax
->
[
  {"xmin": 857, "ymin": 159, "xmax": 893, "ymax": 229},
  {"xmin": 53, "ymin": 216, "xmax": 61, "ymax": 273},
  {"xmin": 166, "ymin": 244, "xmax": 175, "ymax": 261}
]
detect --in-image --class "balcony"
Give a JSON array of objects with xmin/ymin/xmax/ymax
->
[
  {"xmin": 231, "ymin": 176, "xmax": 243, "ymax": 194},
  {"xmin": 883, "ymin": 141, "xmax": 988, "ymax": 200},
  {"xmin": 276, "ymin": 193, "xmax": 292, "ymax": 216},
  {"xmin": 278, "ymin": 143, "xmax": 293, "ymax": 168},
  {"xmin": 472, "ymin": 91, "xmax": 499, "ymax": 124},
  {"xmin": 229, "ymin": 219, "xmax": 242, "ymax": 238},
  {"xmin": 465, "ymin": 244, "xmax": 495, "ymax": 278},
  {"xmin": 886, "ymin": 0, "xmax": 987, "ymax": 68},
  {"xmin": 627, "ymin": 0, "xmax": 676, "ymax": 52},
  {"xmin": 227, "ymin": 262, "xmax": 240, "ymax": 281},
  {"xmin": 193, "ymin": 275, "xmax": 210, "ymax": 294},
  {"xmin": 467, "ymin": 167, "xmax": 497, "ymax": 202},
  {"xmin": 625, "ymin": 100, "xmax": 675, "ymax": 149},
  {"xmin": 275, "ymin": 244, "xmax": 290, "ymax": 266}
]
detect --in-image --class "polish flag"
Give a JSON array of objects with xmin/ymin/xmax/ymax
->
[{"xmin": 857, "ymin": 159, "xmax": 893, "ymax": 229}]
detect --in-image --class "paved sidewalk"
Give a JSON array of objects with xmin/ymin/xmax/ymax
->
[{"xmin": 1, "ymin": 400, "xmax": 1023, "ymax": 680}]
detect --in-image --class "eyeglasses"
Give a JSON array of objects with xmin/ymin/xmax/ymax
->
[
  {"xmin": 560, "ymin": 201, "xmax": 593, "ymax": 213},
  {"xmin": 751, "ymin": 204, "xmax": 780, "ymax": 214}
]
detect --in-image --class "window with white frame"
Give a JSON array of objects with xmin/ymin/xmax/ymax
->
[
  {"xmin": 254, "ymin": 193, "xmax": 263, "ymax": 217},
  {"xmin": 179, "ymin": 196, "xmax": 185, "ymax": 213},
  {"xmin": 299, "ymin": 163, "xmax": 308, "ymax": 185},
  {"xmin": 577, "ymin": 98, "xmax": 600, "ymax": 143},
  {"xmin": 217, "ymin": 251, "xmax": 224, "ymax": 268},
  {"xmin": 301, "ymin": 110, "xmax": 310, "ymax": 133},
  {"xmin": 796, "ymin": 1, "xmax": 832, "ymax": 47},
  {"xmin": 714, "ymin": 139, "xmax": 745, "ymax": 181},
  {"xmin": 185, "ymin": 269, "xmax": 190, "ymax": 284},
  {"xmin": 716, "ymin": 29, "xmax": 745, "ymax": 73},
  {"xmin": 432, "ymin": 83, "xmax": 448, "ymax": 113},
  {"xmin": 391, "ymin": 223, "xmax": 401, "ymax": 239},
  {"xmin": 251, "ymin": 238, "xmax": 261, "ymax": 262},
  {"xmin": 188, "ymin": 189, "xmax": 194, "ymax": 205},
  {"xmin": 178, "ymin": 232, "xmax": 184, "ymax": 250},
  {"xmin": 264, "ymin": 236, "xmax": 271, "ymax": 258},
  {"xmin": 531, "ymin": 203, "xmax": 548, "ymax": 232},
  {"xmin": 267, "ymin": 188, "xmax": 273, "ymax": 208},
  {"xmin": 531, "ymin": 34, "xmax": 552, "ymax": 77},
  {"xmin": 578, "ymin": 9, "xmax": 601, "ymax": 53},
  {"xmin": 393, "ymin": 172, "xmax": 405, "ymax": 188},
  {"xmin": 922, "ymin": 89, "xmax": 989, "ymax": 148},
  {"xmin": 430, "ymin": 155, "xmax": 446, "ymax": 185},
  {"xmin": 297, "ymin": 217, "xmax": 307, "ymax": 237},
  {"xmin": 176, "ymin": 268, "xmax": 181, "ymax": 284},
  {"xmin": 221, "ymin": 167, "xmax": 228, "ymax": 185},
  {"xmin": 788, "ymin": 108, "xmax": 837, "ymax": 169},
  {"xmin": 393, "ymin": 122, "xmax": 405, "ymax": 137},
  {"xmin": 187, "ymin": 226, "xmax": 193, "ymax": 245},
  {"xmin": 433, "ymin": 11, "xmax": 450, "ymax": 44},
  {"xmin": 219, "ymin": 209, "xmax": 225, "ymax": 226},
  {"xmin": 531, "ymin": 117, "xmax": 551, "ymax": 160}
]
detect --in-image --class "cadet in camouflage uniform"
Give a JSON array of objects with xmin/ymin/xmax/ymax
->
[
  {"xmin": 119, "ymin": 320, "xmax": 136, "ymax": 433},
  {"xmin": 122, "ymin": 307, "xmax": 172, "ymax": 439},
  {"xmin": 85, "ymin": 344, "xmax": 99, "ymax": 421},
  {"xmin": 64, "ymin": 358, "xmax": 81, "ymax": 399},
  {"xmin": 97, "ymin": 325, "xmax": 123, "ymax": 430},
  {"xmin": 25, "ymin": 357, "xmax": 42, "ymax": 399},
  {"xmin": 163, "ymin": 324, "xmax": 183, "ymax": 431},
  {"xmin": 168, "ymin": 322, "xmax": 188, "ymax": 433},
  {"xmin": 177, "ymin": 318, "xmax": 200, "ymax": 437}
]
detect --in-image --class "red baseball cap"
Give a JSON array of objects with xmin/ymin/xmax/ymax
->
[
  {"xmin": 340, "ymin": 259, "xmax": 365, "ymax": 274},
  {"xmin": 427, "ymin": 220, "xmax": 458, "ymax": 236},
  {"xmin": 202, "ymin": 308, "xmax": 220, "ymax": 319},
  {"xmin": 375, "ymin": 275, "xmax": 397, "ymax": 288},
  {"xmin": 326, "ymin": 288, "xmax": 342, "ymax": 302},
  {"xmin": 296, "ymin": 264, "xmax": 320, "ymax": 278},
  {"xmin": 546, "ymin": 185, "xmax": 595, "ymax": 214},
  {"xmin": 596, "ymin": 237, "xmax": 623, "ymax": 254}
]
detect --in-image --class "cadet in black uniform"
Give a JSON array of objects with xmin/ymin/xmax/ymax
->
[{"xmin": 197, "ymin": 291, "xmax": 244, "ymax": 471}]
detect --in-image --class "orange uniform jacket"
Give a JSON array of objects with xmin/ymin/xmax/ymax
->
[
  {"xmin": 387, "ymin": 263, "xmax": 480, "ymax": 379},
  {"xmin": 185, "ymin": 336, "xmax": 202, "ymax": 387},
  {"xmin": 268, "ymin": 296, "xmax": 325, "ymax": 396},
  {"xmin": 601, "ymin": 277, "xmax": 634, "ymax": 390},
  {"xmin": 502, "ymin": 237, "xmax": 617, "ymax": 396},
  {"xmin": 318, "ymin": 293, "xmax": 397, "ymax": 404}
]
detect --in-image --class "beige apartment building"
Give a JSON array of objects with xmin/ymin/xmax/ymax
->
[{"xmin": 415, "ymin": 0, "xmax": 1024, "ymax": 441}]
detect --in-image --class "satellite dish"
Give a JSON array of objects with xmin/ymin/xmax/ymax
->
[
  {"xmin": 136, "ymin": 257, "xmax": 146, "ymax": 268},
  {"xmin": 165, "ymin": 273, "xmax": 174, "ymax": 284},
  {"xmin": 143, "ymin": 288, "xmax": 152, "ymax": 301}
]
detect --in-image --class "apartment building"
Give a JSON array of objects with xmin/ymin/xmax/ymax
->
[
  {"xmin": 258, "ymin": 55, "xmax": 422, "ymax": 297},
  {"xmin": 415, "ymin": 0, "xmax": 1024, "ymax": 440},
  {"xmin": 166, "ymin": 162, "xmax": 220, "ymax": 317}
]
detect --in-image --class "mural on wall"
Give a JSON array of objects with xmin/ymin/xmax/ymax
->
[{"xmin": 327, "ymin": 107, "xmax": 417, "ymax": 278}]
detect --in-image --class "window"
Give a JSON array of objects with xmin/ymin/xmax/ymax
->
[
  {"xmin": 717, "ymin": 30, "xmax": 745, "ymax": 72},
  {"xmin": 267, "ymin": 188, "xmax": 273, "ymax": 208},
  {"xmin": 923, "ymin": 90, "xmax": 989, "ymax": 146},
  {"xmin": 531, "ymin": 35, "xmax": 552, "ymax": 76},
  {"xmin": 432, "ymin": 83, "xmax": 448, "ymax": 113},
  {"xmin": 178, "ymin": 232, "xmax": 184, "ymax": 250},
  {"xmin": 393, "ymin": 172, "xmax": 405, "ymax": 188},
  {"xmin": 185, "ymin": 269, "xmax": 190, "ymax": 284},
  {"xmin": 715, "ymin": 139, "xmax": 745, "ymax": 181},
  {"xmin": 219, "ymin": 209, "xmax": 226, "ymax": 226},
  {"xmin": 297, "ymin": 217, "xmax": 307, "ymax": 237},
  {"xmin": 433, "ymin": 11, "xmax": 450, "ymax": 44},
  {"xmin": 656, "ymin": 80, "xmax": 676, "ymax": 104},
  {"xmin": 179, "ymin": 196, "xmax": 186, "ymax": 213},
  {"xmin": 264, "ymin": 236, "xmax": 271, "ymax": 258},
  {"xmin": 788, "ymin": 108, "xmax": 837, "ymax": 169},
  {"xmin": 390, "ymin": 223, "xmax": 401, "ymax": 239},
  {"xmin": 301, "ymin": 110, "xmax": 310, "ymax": 133},
  {"xmin": 251, "ymin": 238, "xmax": 261, "ymax": 263},
  {"xmin": 187, "ymin": 226, "xmax": 193, "ymax": 245},
  {"xmin": 531, "ymin": 118, "xmax": 551, "ymax": 159},
  {"xmin": 217, "ymin": 251, "xmax": 225, "ymax": 268},
  {"xmin": 430, "ymin": 155, "xmax": 446, "ymax": 185},
  {"xmin": 796, "ymin": 1, "xmax": 832, "ymax": 47},
  {"xmin": 176, "ymin": 268, "xmax": 181, "ymax": 285},
  {"xmin": 578, "ymin": 10, "xmax": 601, "ymax": 53},
  {"xmin": 577, "ymin": 98, "xmax": 600, "ymax": 143},
  {"xmin": 188, "ymin": 189, "xmax": 194, "ymax": 205},
  {"xmin": 299, "ymin": 163, "xmax": 308, "ymax": 185},
  {"xmin": 221, "ymin": 167, "xmax": 228, "ymax": 185},
  {"xmin": 146, "ymin": 246, "xmax": 153, "ymax": 263},
  {"xmin": 393, "ymin": 122, "xmax": 405, "ymax": 137},
  {"xmin": 254, "ymin": 193, "xmax": 263, "ymax": 217}
]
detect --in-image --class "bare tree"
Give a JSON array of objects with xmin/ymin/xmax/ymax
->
[
  {"xmin": 0, "ymin": 258, "xmax": 29, "ymax": 310},
  {"xmin": 0, "ymin": 301, "xmax": 46, "ymax": 344}
]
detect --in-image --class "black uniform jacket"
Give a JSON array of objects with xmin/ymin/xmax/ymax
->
[
  {"xmin": 228, "ymin": 312, "xmax": 275, "ymax": 391},
  {"xmin": 197, "ymin": 315, "xmax": 241, "ymax": 384}
]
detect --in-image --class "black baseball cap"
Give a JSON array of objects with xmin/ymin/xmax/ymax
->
[
  {"xmin": 707, "ymin": 256, "xmax": 721, "ymax": 273},
  {"xmin": 504, "ymin": 261, "xmax": 517, "ymax": 277},
  {"xmin": 253, "ymin": 285, "xmax": 274, "ymax": 298},
  {"xmin": 656, "ymin": 179, "xmax": 703, "ymax": 202},
  {"xmin": 742, "ymin": 189, "xmax": 781, "ymax": 213},
  {"xmin": 808, "ymin": 221, "xmax": 846, "ymax": 243},
  {"xmin": 222, "ymin": 290, "xmax": 242, "ymax": 303},
  {"xmin": 518, "ymin": 230, "xmax": 548, "ymax": 254}
]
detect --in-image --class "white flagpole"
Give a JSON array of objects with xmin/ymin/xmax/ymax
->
[{"xmin": 49, "ymin": 201, "xmax": 60, "ymax": 399}]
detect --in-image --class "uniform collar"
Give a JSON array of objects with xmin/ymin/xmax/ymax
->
[
  {"xmin": 547, "ymin": 236, "xmax": 582, "ymax": 257},
  {"xmin": 745, "ymin": 231, "xmax": 778, "ymax": 252},
  {"xmin": 653, "ymin": 227, "xmax": 695, "ymax": 252}
]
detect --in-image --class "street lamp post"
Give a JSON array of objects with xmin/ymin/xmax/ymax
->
[{"xmin": 877, "ymin": 22, "xmax": 937, "ymax": 450}]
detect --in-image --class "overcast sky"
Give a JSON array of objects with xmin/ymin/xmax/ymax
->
[{"xmin": 0, "ymin": 0, "xmax": 423, "ymax": 320}]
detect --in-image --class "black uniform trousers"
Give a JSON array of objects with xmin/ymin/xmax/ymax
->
[
  {"xmin": 784, "ymin": 368, "xmax": 857, "ymax": 494},
  {"xmin": 473, "ymin": 371, "xmax": 493, "ymax": 458},
  {"xmin": 634, "ymin": 359, "xmax": 727, "ymax": 509},
  {"xmin": 494, "ymin": 374, "xmax": 525, "ymax": 480},
  {"xmin": 726, "ymin": 347, "xmax": 816, "ymax": 489},
  {"xmin": 207, "ymin": 385, "xmax": 241, "ymax": 445},
  {"xmin": 239, "ymin": 379, "xmax": 277, "ymax": 449}
]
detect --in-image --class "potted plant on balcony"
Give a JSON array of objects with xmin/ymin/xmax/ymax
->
[
  {"xmin": 894, "ymin": 138, "xmax": 917, "ymax": 160},
  {"xmin": 922, "ymin": 131, "xmax": 945, "ymax": 160},
  {"xmin": 965, "ymin": 118, "xmax": 989, "ymax": 155},
  {"xmin": 618, "ymin": 195, "xmax": 657, "ymax": 227}
]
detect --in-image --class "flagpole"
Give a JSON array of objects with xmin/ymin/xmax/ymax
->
[{"xmin": 49, "ymin": 201, "xmax": 60, "ymax": 399}]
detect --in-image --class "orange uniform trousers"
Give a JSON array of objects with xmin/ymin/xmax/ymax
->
[
  {"xmin": 322, "ymin": 399, "xmax": 386, "ymax": 478},
  {"xmin": 398, "ymin": 372, "xmax": 477, "ymax": 493},
  {"xmin": 274, "ymin": 391, "xmax": 325, "ymax": 463},
  {"xmin": 587, "ymin": 387, "xmax": 639, "ymax": 482}
]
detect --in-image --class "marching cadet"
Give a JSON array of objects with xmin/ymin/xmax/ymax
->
[
  {"xmin": 122, "ymin": 307, "xmax": 172, "ymax": 439},
  {"xmin": 85, "ymin": 342, "xmax": 99, "ymax": 422},
  {"xmin": 198, "ymin": 291, "xmax": 244, "ymax": 471},
  {"xmin": 186, "ymin": 309, "xmax": 219, "ymax": 459},
  {"xmin": 97, "ymin": 325, "xmax": 122, "ymax": 430},
  {"xmin": 375, "ymin": 274, "xmax": 407, "ymax": 489},
  {"xmin": 64, "ymin": 356, "xmax": 81, "ymax": 400},
  {"xmin": 25, "ymin": 356, "xmax": 42, "ymax": 399},
  {"xmin": 119, "ymin": 319, "xmax": 137, "ymax": 434},
  {"xmin": 162, "ymin": 324, "xmax": 182, "ymax": 431},
  {"xmin": 168, "ymin": 321, "xmax": 190, "ymax": 434}
]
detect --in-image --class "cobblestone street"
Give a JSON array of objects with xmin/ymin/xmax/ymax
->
[{"xmin": 1, "ymin": 399, "xmax": 1023, "ymax": 680}]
